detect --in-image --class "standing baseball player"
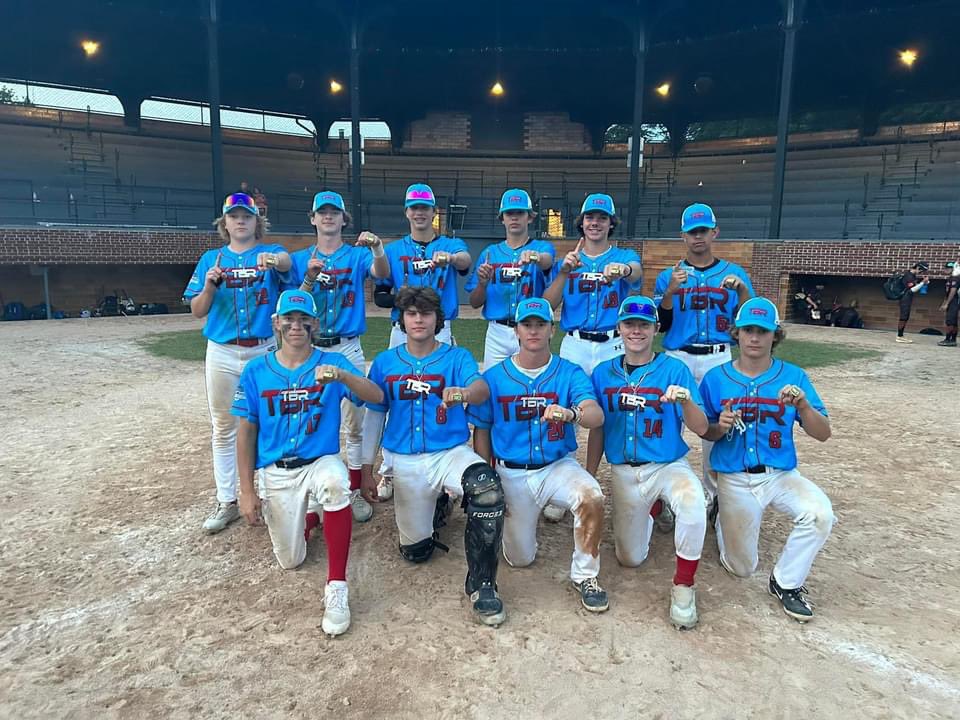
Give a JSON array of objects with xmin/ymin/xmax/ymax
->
[
  {"xmin": 184, "ymin": 192, "xmax": 292, "ymax": 534},
  {"xmin": 471, "ymin": 298, "xmax": 610, "ymax": 613},
  {"xmin": 586, "ymin": 296, "xmax": 708, "ymax": 629},
  {"xmin": 232, "ymin": 290, "xmax": 384, "ymax": 636},
  {"xmin": 466, "ymin": 189, "xmax": 555, "ymax": 369},
  {"xmin": 654, "ymin": 203, "xmax": 754, "ymax": 519},
  {"xmin": 938, "ymin": 259, "xmax": 960, "ymax": 347},
  {"xmin": 700, "ymin": 297, "xmax": 835, "ymax": 622},
  {"xmin": 360, "ymin": 287, "xmax": 507, "ymax": 626},
  {"xmin": 377, "ymin": 183, "xmax": 472, "ymax": 348},
  {"xmin": 895, "ymin": 261, "xmax": 930, "ymax": 344},
  {"xmin": 291, "ymin": 190, "xmax": 389, "ymax": 522}
]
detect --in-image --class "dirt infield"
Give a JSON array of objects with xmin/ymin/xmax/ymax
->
[{"xmin": 1, "ymin": 316, "xmax": 957, "ymax": 720}]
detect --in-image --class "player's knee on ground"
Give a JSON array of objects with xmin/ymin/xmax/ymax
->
[
  {"xmin": 399, "ymin": 536, "xmax": 440, "ymax": 563},
  {"xmin": 274, "ymin": 543, "xmax": 307, "ymax": 571},
  {"xmin": 721, "ymin": 547, "xmax": 759, "ymax": 578},
  {"xmin": 461, "ymin": 463, "xmax": 505, "ymax": 594},
  {"xmin": 615, "ymin": 542, "xmax": 649, "ymax": 568}
]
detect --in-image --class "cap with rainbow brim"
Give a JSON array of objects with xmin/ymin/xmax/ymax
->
[
  {"xmin": 515, "ymin": 298, "xmax": 553, "ymax": 323},
  {"xmin": 404, "ymin": 183, "xmax": 436, "ymax": 208},
  {"xmin": 734, "ymin": 297, "xmax": 780, "ymax": 331},
  {"xmin": 223, "ymin": 192, "xmax": 258, "ymax": 215},
  {"xmin": 276, "ymin": 290, "xmax": 319, "ymax": 318},
  {"xmin": 618, "ymin": 295, "xmax": 658, "ymax": 323}
]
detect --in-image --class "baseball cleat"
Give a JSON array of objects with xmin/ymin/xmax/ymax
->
[
  {"xmin": 377, "ymin": 476, "xmax": 394, "ymax": 501},
  {"xmin": 670, "ymin": 584, "xmax": 698, "ymax": 630},
  {"xmin": 653, "ymin": 502, "xmax": 675, "ymax": 534},
  {"xmin": 471, "ymin": 584, "xmax": 506, "ymax": 627},
  {"xmin": 707, "ymin": 496, "xmax": 720, "ymax": 529},
  {"xmin": 350, "ymin": 489, "xmax": 373, "ymax": 523},
  {"xmin": 202, "ymin": 501, "xmax": 240, "ymax": 534},
  {"xmin": 322, "ymin": 580, "xmax": 351, "ymax": 636},
  {"xmin": 937, "ymin": 339, "xmax": 957, "ymax": 347},
  {"xmin": 574, "ymin": 577, "xmax": 609, "ymax": 613},
  {"xmin": 894, "ymin": 336, "xmax": 913, "ymax": 344},
  {"xmin": 768, "ymin": 574, "xmax": 814, "ymax": 622},
  {"xmin": 543, "ymin": 504, "xmax": 566, "ymax": 523}
]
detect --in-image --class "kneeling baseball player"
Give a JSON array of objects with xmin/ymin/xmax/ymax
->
[
  {"xmin": 471, "ymin": 298, "xmax": 610, "ymax": 613},
  {"xmin": 232, "ymin": 290, "xmax": 384, "ymax": 637},
  {"xmin": 700, "ymin": 297, "xmax": 835, "ymax": 622},
  {"xmin": 587, "ymin": 296, "xmax": 708, "ymax": 629},
  {"xmin": 360, "ymin": 287, "xmax": 507, "ymax": 627}
]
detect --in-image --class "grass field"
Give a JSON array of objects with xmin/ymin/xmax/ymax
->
[{"xmin": 140, "ymin": 318, "xmax": 881, "ymax": 368}]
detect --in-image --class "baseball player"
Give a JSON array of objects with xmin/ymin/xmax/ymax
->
[
  {"xmin": 377, "ymin": 183, "xmax": 472, "ymax": 348},
  {"xmin": 471, "ymin": 298, "xmax": 610, "ymax": 613},
  {"xmin": 290, "ymin": 190, "xmax": 390, "ymax": 522},
  {"xmin": 184, "ymin": 192, "xmax": 291, "ymax": 534},
  {"xmin": 938, "ymin": 259, "xmax": 960, "ymax": 347},
  {"xmin": 465, "ymin": 189, "xmax": 555, "ymax": 369},
  {"xmin": 586, "ymin": 296, "xmax": 708, "ymax": 629},
  {"xmin": 896, "ymin": 261, "xmax": 930, "ymax": 343},
  {"xmin": 360, "ymin": 287, "xmax": 507, "ymax": 627},
  {"xmin": 700, "ymin": 297, "xmax": 835, "ymax": 622},
  {"xmin": 232, "ymin": 290, "xmax": 384, "ymax": 636},
  {"xmin": 654, "ymin": 203, "xmax": 755, "ymax": 518}
]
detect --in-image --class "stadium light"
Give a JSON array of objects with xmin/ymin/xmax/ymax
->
[
  {"xmin": 490, "ymin": 81, "xmax": 505, "ymax": 97},
  {"xmin": 329, "ymin": 79, "xmax": 343, "ymax": 94},
  {"xmin": 655, "ymin": 82, "xmax": 670, "ymax": 98},
  {"xmin": 899, "ymin": 49, "xmax": 918, "ymax": 68},
  {"xmin": 81, "ymin": 40, "xmax": 100, "ymax": 57}
]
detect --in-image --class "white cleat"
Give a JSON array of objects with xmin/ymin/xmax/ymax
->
[
  {"xmin": 322, "ymin": 580, "xmax": 351, "ymax": 637},
  {"xmin": 543, "ymin": 504, "xmax": 566, "ymax": 523},
  {"xmin": 670, "ymin": 584, "xmax": 698, "ymax": 630},
  {"xmin": 895, "ymin": 336, "xmax": 913, "ymax": 344},
  {"xmin": 202, "ymin": 501, "xmax": 240, "ymax": 534},
  {"xmin": 377, "ymin": 476, "xmax": 394, "ymax": 501},
  {"xmin": 350, "ymin": 489, "xmax": 373, "ymax": 523}
]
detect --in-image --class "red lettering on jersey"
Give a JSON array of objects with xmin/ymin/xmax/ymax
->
[
  {"xmin": 769, "ymin": 430, "xmax": 782, "ymax": 448},
  {"xmin": 261, "ymin": 385, "xmax": 327, "ymax": 416},
  {"xmin": 676, "ymin": 287, "xmax": 729, "ymax": 314},
  {"xmin": 255, "ymin": 288, "xmax": 269, "ymax": 306},
  {"xmin": 602, "ymin": 291, "xmax": 620, "ymax": 310},
  {"xmin": 384, "ymin": 374, "xmax": 446, "ymax": 401},
  {"xmin": 496, "ymin": 393, "xmax": 561, "ymax": 422},
  {"xmin": 716, "ymin": 315, "xmax": 730, "ymax": 332},
  {"xmin": 222, "ymin": 267, "xmax": 263, "ymax": 289},
  {"xmin": 601, "ymin": 386, "xmax": 665, "ymax": 413},
  {"xmin": 725, "ymin": 397, "xmax": 787, "ymax": 426}
]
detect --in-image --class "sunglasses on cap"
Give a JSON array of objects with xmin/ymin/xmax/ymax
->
[
  {"xmin": 620, "ymin": 302, "xmax": 657, "ymax": 318},
  {"xmin": 222, "ymin": 193, "xmax": 258, "ymax": 214}
]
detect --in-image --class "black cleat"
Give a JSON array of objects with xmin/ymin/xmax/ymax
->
[
  {"xmin": 470, "ymin": 583, "xmax": 506, "ymax": 627},
  {"xmin": 574, "ymin": 577, "xmax": 610, "ymax": 613},
  {"xmin": 769, "ymin": 574, "xmax": 814, "ymax": 622},
  {"xmin": 708, "ymin": 496, "xmax": 720, "ymax": 528},
  {"xmin": 937, "ymin": 339, "xmax": 957, "ymax": 347}
]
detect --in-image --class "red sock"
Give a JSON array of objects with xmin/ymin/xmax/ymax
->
[
  {"xmin": 348, "ymin": 468, "xmax": 361, "ymax": 492},
  {"xmin": 674, "ymin": 556, "xmax": 699, "ymax": 587},
  {"xmin": 304, "ymin": 511, "xmax": 321, "ymax": 543},
  {"xmin": 650, "ymin": 499, "xmax": 664, "ymax": 519},
  {"xmin": 323, "ymin": 506, "xmax": 352, "ymax": 582}
]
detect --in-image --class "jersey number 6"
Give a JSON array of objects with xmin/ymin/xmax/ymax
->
[{"xmin": 769, "ymin": 430, "xmax": 782, "ymax": 449}]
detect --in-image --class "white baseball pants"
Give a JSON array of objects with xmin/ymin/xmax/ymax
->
[
  {"xmin": 497, "ymin": 457, "xmax": 605, "ymax": 583},
  {"xmin": 559, "ymin": 332, "xmax": 624, "ymax": 375},
  {"xmin": 609, "ymin": 457, "xmax": 706, "ymax": 567},
  {"xmin": 716, "ymin": 469, "xmax": 835, "ymax": 590},
  {"xmin": 328, "ymin": 336, "xmax": 365, "ymax": 470},
  {"xmin": 665, "ymin": 347, "xmax": 732, "ymax": 506},
  {"xmin": 482, "ymin": 321, "xmax": 519, "ymax": 370},
  {"xmin": 204, "ymin": 338, "xmax": 275, "ymax": 503},
  {"xmin": 257, "ymin": 455, "xmax": 351, "ymax": 570}
]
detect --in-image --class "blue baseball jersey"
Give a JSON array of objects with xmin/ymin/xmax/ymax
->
[
  {"xmin": 367, "ymin": 343, "xmax": 482, "ymax": 455},
  {"xmin": 290, "ymin": 244, "xmax": 373, "ymax": 338},
  {"xmin": 591, "ymin": 353, "xmax": 704, "ymax": 465},
  {"xmin": 184, "ymin": 244, "xmax": 289, "ymax": 343},
  {"xmin": 555, "ymin": 246, "xmax": 642, "ymax": 332},
  {"xmin": 469, "ymin": 356, "xmax": 596, "ymax": 466},
  {"xmin": 699, "ymin": 359, "xmax": 827, "ymax": 473},
  {"xmin": 654, "ymin": 259, "xmax": 755, "ymax": 349},
  {"xmin": 464, "ymin": 239, "xmax": 556, "ymax": 322},
  {"xmin": 383, "ymin": 235, "xmax": 469, "ymax": 321},
  {"xmin": 231, "ymin": 349, "xmax": 361, "ymax": 469}
]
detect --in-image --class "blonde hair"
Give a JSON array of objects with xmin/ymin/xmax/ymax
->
[
  {"xmin": 731, "ymin": 326, "xmax": 787, "ymax": 351},
  {"xmin": 213, "ymin": 213, "xmax": 270, "ymax": 241}
]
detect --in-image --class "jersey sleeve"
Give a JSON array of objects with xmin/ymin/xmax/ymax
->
[
  {"xmin": 698, "ymin": 370, "xmax": 722, "ymax": 422},
  {"xmin": 231, "ymin": 366, "xmax": 258, "ymax": 423},
  {"xmin": 677, "ymin": 363, "xmax": 706, "ymax": 412},
  {"xmin": 455, "ymin": 348, "xmax": 482, "ymax": 387},
  {"xmin": 738, "ymin": 266, "xmax": 756, "ymax": 297},
  {"xmin": 797, "ymin": 370, "xmax": 827, "ymax": 419},
  {"xmin": 365, "ymin": 355, "xmax": 390, "ymax": 413},
  {"xmin": 534, "ymin": 239, "xmax": 556, "ymax": 261},
  {"xmin": 330, "ymin": 352, "xmax": 364, "ymax": 406},
  {"xmin": 265, "ymin": 243, "xmax": 293, "ymax": 286},
  {"xmin": 467, "ymin": 390, "xmax": 494, "ymax": 430},
  {"xmin": 568, "ymin": 365, "xmax": 597, "ymax": 407},
  {"xmin": 653, "ymin": 269, "xmax": 669, "ymax": 304},
  {"xmin": 184, "ymin": 251, "xmax": 212, "ymax": 299},
  {"xmin": 464, "ymin": 246, "xmax": 489, "ymax": 292},
  {"xmin": 621, "ymin": 248, "xmax": 643, "ymax": 290}
]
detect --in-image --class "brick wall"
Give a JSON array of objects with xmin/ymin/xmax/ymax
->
[
  {"xmin": 523, "ymin": 113, "xmax": 591, "ymax": 153},
  {"xmin": 406, "ymin": 113, "xmax": 471, "ymax": 150}
]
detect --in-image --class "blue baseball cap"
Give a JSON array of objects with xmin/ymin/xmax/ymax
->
[
  {"xmin": 681, "ymin": 203, "xmax": 717, "ymax": 233},
  {"xmin": 499, "ymin": 188, "xmax": 533, "ymax": 215},
  {"xmin": 515, "ymin": 298, "xmax": 553, "ymax": 323},
  {"xmin": 734, "ymin": 297, "xmax": 780, "ymax": 331},
  {"xmin": 312, "ymin": 191, "xmax": 346, "ymax": 213},
  {"xmin": 404, "ymin": 183, "xmax": 436, "ymax": 208},
  {"xmin": 276, "ymin": 290, "xmax": 319, "ymax": 318},
  {"xmin": 581, "ymin": 193, "xmax": 617, "ymax": 217},
  {"xmin": 618, "ymin": 295, "xmax": 658, "ymax": 323},
  {"xmin": 223, "ymin": 192, "xmax": 259, "ymax": 215}
]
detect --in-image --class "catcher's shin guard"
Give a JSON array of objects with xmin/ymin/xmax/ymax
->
[{"xmin": 460, "ymin": 463, "xmax": 504, "ymax": 596}]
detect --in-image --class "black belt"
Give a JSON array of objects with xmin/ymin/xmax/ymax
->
[
  {"xmin": 745, "ymin": 464, "xmax": 771, "ymax": 474},
  {"xmin": 314, "ymin": 335, "xmax": 356, "ymax": 348},
  {"xmin": 495, "ymin": 319, "xmax": 517, "ymax": 327},
  {"xmin": 625, "ymin": 460, "xmax": 652, "ymax": 467},
  {"xmin": 499, "ymin": 460, "xmax": 549, "ymax": 471},
  {"xmin": 679, "ymin": 343, "xmax": 727, "ymax": 355},
  {"xmin": 225, "ymin": 337, "xmax": 271, "ymax": 347},
  {"xmin": 275, "ymin": 457, "xmax": 318, "ymax": 470},
  {"xmin": 568, "ymin": 329, "xmax": 619, "ymax": 343}
]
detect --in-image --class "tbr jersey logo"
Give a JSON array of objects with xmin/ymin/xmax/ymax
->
[
  {"xmin": 313, "ymin": 267, "xmax": 354, "ymax": 290},
  {"xmin": 385, "ymin": 374, "xmax": 446, "ymax": 400},
  {"xmin": 261, "ymin": 387, "xmax": 325, "ymax": 416},
  {"xmin": 223, "ymin": 267, "xmax": 263, "ymax": 289},
  {"xmin": 496, "ymin": 393, "xmax": 559, "ymax": 421},
  {"xmin": 725, "ymin": 397, "xmax": 787, "ymax": 426},
  {"xmin": 602, "ymin": 386, "xmax": 665, "ymax": 413},
  {"xmin": 676, "ymin": 286, "xmax": 731, "ymax": 314},
  {"xmin": 492, "ymin": 263, "xmax": 526, "ymax": 282}
]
